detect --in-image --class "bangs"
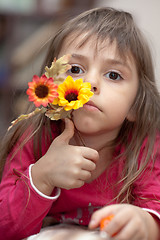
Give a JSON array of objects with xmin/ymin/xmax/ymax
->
[
  {"xmin": 60, "ymin": 8, "xmax": 138, "ymax": 62},
  {"xmin": 62, "ymin": 29, "xmax": 130, "ymax": 63}
]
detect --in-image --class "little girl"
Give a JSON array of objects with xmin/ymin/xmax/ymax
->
[{"xmin": 0, "ymin": 7, "xmax": 160, "ymax": 240}]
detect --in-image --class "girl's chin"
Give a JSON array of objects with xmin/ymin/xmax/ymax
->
[
  {"xmin": 73, "ymin": 119, "xmax": 97, "ymax": 135},
  {"xmin": 72, "ymin": 110, "xmax": 100, "ymax": 134}
]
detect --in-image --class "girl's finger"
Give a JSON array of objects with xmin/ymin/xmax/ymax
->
[
  {"xmin": 81, "ymin": 159, "xmax": 96, "ymax": 172},
  {"xmin": 80, "ymin": 146, "xmax": 99, "ymax": 163},
  {"xmin": 79, "ymin": 170, "xmax": 92, "ymax": 181},
  {"xmin": 89, "ymin": 206, "xmax": 116, "ymax": 229},
  {"xmin": 103, "ymin": 211, "xmax": 131, "ymax": 237},
  {"xmin": 54, "ymin": 118, "xmax": 75, "ymax": 145},
  {"xmin": 66, "ymin": 179, "xmax": 85, "ymax": 190},
  {"xmin": 114, "ymin": 219, "xmax": 141, "ymax": 240}
]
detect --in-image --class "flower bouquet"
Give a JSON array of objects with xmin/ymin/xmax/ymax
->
[{"xmin": 8, "ymin": 55, "xmax": 93, "ymax": 130}]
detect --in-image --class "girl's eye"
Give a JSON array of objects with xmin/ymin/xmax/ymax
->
[
  {"xmin": 105, "ymin": 71, "xmax": 122, "ymax": 81},
  {"xmin": 68, "ymin": 65, "xmax": 84, "ymax": 74}
]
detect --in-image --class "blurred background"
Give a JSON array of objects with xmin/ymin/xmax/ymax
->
[{"xmin": 0, "ymin": 0, "xmax": 159, "ymax": 137}]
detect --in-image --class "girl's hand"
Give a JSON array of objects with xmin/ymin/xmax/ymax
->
[
  {"xmin": 89, "ymin": 204, "xmax": 160, "ymax": 240},
  {"xmin": 32, "ymin": 118, "xmax": 99, "ymax": 195}
]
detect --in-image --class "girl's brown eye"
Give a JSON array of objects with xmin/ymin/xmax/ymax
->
[
  {"xmin": 71, "ymin": 66, "xmax": 80, "ymax": 73},
  {"xmin": 68, "ymin": 65, "xmax": 84, "ymax": 74},
  {"xmin": 105, "ymin": 71, "xmax": 122, "ymax": 81}
]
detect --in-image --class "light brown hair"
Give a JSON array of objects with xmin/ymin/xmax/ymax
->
[{"xmin": 0, "ymin": 7, "xmax": 160, "ymax": 203}]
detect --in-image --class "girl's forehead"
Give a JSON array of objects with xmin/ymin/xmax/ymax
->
[
  {"xmin": 60, "ymin": 32, "xmax": 114, "ymax": 53},
  {"xmin": 59, "ymin": 33, "xmax": 136, "ymax": 68}
]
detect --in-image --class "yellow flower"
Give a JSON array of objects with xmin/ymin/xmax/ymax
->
[
  {"xmin": 27, "ymin": 74, "xmax": 58, "ymax": 107},
  {"xmin": 53, "ymin": 76, "xmax": 93, "ymax": 111}
]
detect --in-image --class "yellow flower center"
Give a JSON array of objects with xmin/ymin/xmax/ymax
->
[
  {"xmin": 65, "ymin": 90, "xmax": 78, "ymax": 102},
  {"xmin": 35, "ymin": 85, "xmax": 49, "ymax": 98}
]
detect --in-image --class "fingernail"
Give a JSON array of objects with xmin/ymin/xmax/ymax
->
[{"xmin": 89, "ymin": 219, "xmax": 96, "ymax": 228}]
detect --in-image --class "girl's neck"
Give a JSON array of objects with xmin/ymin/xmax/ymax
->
[
  {"xmin": 73, "ymin": 128, "xmax": 114, "ymax": 152},
  {"xmin": 70, "ymin": 129, "xmax": 115, "ymax": 183}
]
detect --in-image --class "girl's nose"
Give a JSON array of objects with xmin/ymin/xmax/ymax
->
[
  {"xmin": 92, "ymin": 86, "xmax": 98, "ymax": 93},
  {"xmin": 84, "ymin": 72, "xmax": 100, "ymax": 94}
]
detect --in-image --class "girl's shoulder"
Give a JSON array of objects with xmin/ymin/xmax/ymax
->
[
  {"xmin": 8, "ymin": 119, "xmax": 61, "ymax": 157},
  {"xmin": 114, "ymin": 131, "xmax": 160, "ymax": 164},
  {"xmin": 20, "ymin": 119, "xmax": 60, "ymax": 141}
]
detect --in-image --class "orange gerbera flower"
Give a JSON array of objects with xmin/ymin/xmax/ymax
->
[{"xmin": 27, "ymin": 74, "xmax": 58, "ymax": 107}]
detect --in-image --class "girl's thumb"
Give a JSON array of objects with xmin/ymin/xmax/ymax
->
[{"xmin": 57, "ymin": 118, "xmax": 74, "ymax": 144}]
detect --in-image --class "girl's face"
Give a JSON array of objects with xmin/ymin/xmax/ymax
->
[{"xmin": 58, "ymin": 34, "xmax": 139, "ymax": 141}]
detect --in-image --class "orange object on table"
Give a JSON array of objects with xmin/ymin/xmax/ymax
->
[
  {"xmin": 100, "ymin": 214, "xmax": 114, "ymax": 230},
  {"xmin": 100, "ymin": 214, "xmax": 118, "ymax": 238}
]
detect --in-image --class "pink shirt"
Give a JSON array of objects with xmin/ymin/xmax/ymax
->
[{"xmin": 0, "ymin": 125, "xmax": 160, "ymax": 240}]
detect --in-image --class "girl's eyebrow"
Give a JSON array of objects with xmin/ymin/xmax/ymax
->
[
  {"xmin": 105, "ymin": 59, "xmax": 132, "ymax": 72},
  {"xmin": 71, "ymin": 54, "xmax": 86, "ymax": 60},
  {"xmin": 71, "ymin": 54, "xmax": 132, "ymax": 72}
]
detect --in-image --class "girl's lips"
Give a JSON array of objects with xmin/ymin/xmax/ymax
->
[{"xmin": 83, "ymin": 101, "xmax": 100, "ymax": 111}]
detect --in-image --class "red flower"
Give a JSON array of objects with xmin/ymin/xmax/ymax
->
[{"xmin": 26, "ymin": 74, "xmax": 58, "ymax": 107}]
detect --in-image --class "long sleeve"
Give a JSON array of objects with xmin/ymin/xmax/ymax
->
[{"xmin": 0, "ymin": 128, "xmax": 59, "ymax": 240}]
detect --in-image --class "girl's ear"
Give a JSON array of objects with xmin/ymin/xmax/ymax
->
[{"xmin": 126, "ymin": 108, "xmax": 136, "ymax": 122}]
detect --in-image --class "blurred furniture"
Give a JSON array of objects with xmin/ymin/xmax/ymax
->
[{"xmin": 0, "ymin": 0, "xmax": 95, "ymax": 136}]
